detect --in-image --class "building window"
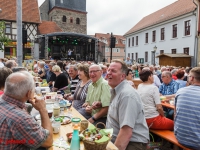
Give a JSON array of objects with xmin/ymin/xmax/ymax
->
[
  {"xmin": 132, "ymin": 37, "xmax": 134, "ymax": 46},
  {"xmin": 135, "ymin": 53, "xmax": 138, "ymax": 62},
  {"xmin": 161, "ymin": 28, "xmax": 165, "ymax": 40},
  {"xmin": 105, "ymin": 48, "xmax": 109, "ymax": 52},
  {"xmin": 131, "ymin": 53, "xmax": 134, "ymax": 61},
  {"xmin": 183, "ymin": 47, "xmax": 189, "ymax": 55},
  {"xmin": 172, "ymin": 24, "xmax": 177, "ymax": 38},
  {"xmin": 76, "ymin": 18, "xmax": 80, "ymax": 24},
  {"xmin": 152, "ymin": 30, "xmax": 156, "ymax": 42},
  {"xmin": 160, "ymin": 50, "xmax": 164, "ymax": 54},
  {"xmin": 128, "ymin": 38, "xmax": 130, "ymax": 47},
  {"xmin": 136, "ymin": 36, "xmax": 138, "ymax": 45},
  {"xmin": 145, "ymin": 52, "xmax": 148, "ymax": 62},
  {"xmin": 60, "ymin": 0, "xmax": 63, "ymax": 3},
  {"xmin": 62, "ymin": 16, "xmax": 66, "ymax": 22},
  {"xmin": 128, "ymin": 53, "xmax": 130, "ymax": 57},
  {"xmin": 145, "ymin": 33, "xmax": 148, "ymax": 43},
  {"xmin": 185, "ymin": 20, "xmax": 190, "ymax": 36},
  {"xmin": 113, "ymin": 48, "xmax": 120, "ymax": 53},
  {"xmin": 5, "ymin": 24, "xmax": 11, "ymax": 34},
  {"xmin": 70, "ymin": 17, "xmax": 73, "ymax": 23},
  {"xmin": 171, "ymin": 49, "xmax": 176, "ymax": 54}
]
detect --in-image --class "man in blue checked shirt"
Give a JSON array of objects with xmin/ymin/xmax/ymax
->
[{"xmin": 159, "ymin": 71, "xmax": 180, "ymax": 119}]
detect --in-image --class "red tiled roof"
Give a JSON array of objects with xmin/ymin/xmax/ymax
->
[
  {"xmin": 124, "ymin": 0, "xmax": 196, "ymax": 36},
  {"xmin": 38, "ymin": 21, "xmax": 63, "ymax": 35},
  {"xmin": 95, "ymin": 33, "xmax": 125, "ymax": 47},
  {"xmin": 0, "ymin": 0, "xmax": 40, "ymax": 24}
]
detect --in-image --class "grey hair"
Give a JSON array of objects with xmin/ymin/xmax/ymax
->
[
  {"xmin": 89, "ymin": 64, "xmax": 102, "ymax": 70},
  {"xmin": 162, "ymin": 71, "xmax": 172, "ymax": 78},
  {"xmin": 5, "ymin": 60, "xmax": 16, "ymax": 69},
  {"xmin": 161, "ymin": 66, "xmax": 166, "ymax": 72},
  {"xmin": 49, "ymin": 62, "xmax": 56, "ymax": 66},
  {"xmin": 4, "ymin": 71, "xmax": 35, "ymax": 99},
  {"xmin": 171, "ymin": 69, "xmax": 178, "ymax": 75},
  {"xmin": 69, "ymin": 65, "xmax": 78, "ymax": 71},
  {"xmin": 39, "ymin": 61, "xmax": 45, "ymax": 67}
]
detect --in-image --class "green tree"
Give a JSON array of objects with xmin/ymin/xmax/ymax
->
[{"xmin": 0, "ymin": 21, "xmax": 10, "ymax": 51}]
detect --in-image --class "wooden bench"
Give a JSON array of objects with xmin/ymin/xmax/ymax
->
[{"xmin": 150, "ymin": 129, "xmax": 191, "ymax": 150}]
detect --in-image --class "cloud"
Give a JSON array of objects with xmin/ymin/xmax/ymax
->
[{"xmin": 38, "ymin": 0, "xmax": 177, "ymax": 35}]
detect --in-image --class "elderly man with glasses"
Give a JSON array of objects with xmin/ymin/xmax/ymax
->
[
  {"xmin": 159, "ymin": 71, "xmax": 180, "ymax": 119},
  {"xmin": 82, "ymin": 64, "xmax": 111, "ymax": 128}
]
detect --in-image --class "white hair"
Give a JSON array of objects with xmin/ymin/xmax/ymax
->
[
  {"xmin": 39, "ymin": 61, "xmax": 45, "ymax": 67},
  {"xmin": 89, "ymin": 64, "xmax": 102, "ymax": 70},
  {"xmin": 4, "ymin": 71, "xmax": 35, "ymax": 99}
]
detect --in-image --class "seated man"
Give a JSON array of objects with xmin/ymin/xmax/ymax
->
[
  {"xmin": 82, "ymin": 64, "xmax": 111, "ymax": 128},
  {"xmin": 159, "ymin": 71, "xmax": 179, "ymax": 98},
  {"xmin": 159, "ymin": 71, "xmax": 179, "ymax": 119},
  {"xmin": 0, "ymin": 71, "xmax": 53, "ymax": 149},
  {"xmin": 174, "ymin": 67, "xmax": 200, "ymax": 149}
]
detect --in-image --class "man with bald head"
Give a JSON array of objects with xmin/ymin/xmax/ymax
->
[
  {"xmin": 0, "ymin": 71, "xmax": 53, "ymax": 149},
  {"xmin": 82, "ymin": 64, "xmax": 111, "ymax": 128}
]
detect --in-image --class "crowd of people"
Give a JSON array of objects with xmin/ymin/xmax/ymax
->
[{"xmin": 0, "ymin": 56, "xmax": 200, "ymax": 150}]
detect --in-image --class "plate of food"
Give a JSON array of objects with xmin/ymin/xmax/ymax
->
[{"xmin": 54, "ymin": 116, "xmax": 72, "ymax": 125}]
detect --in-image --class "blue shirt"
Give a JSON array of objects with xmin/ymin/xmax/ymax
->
[
  {"xmin": 175, "ymin": 79, "xmax": 187, "ymax": 89},
  {"xmin": 174, "ymin": 85, "xmax": 200, "ymax": 149},
  {"xmin": 159, "ymin": 79, "xmax": 179, "ymax": 95},
  {"xmin": 124, "ymin": 60, "xmax": 132, "ymax": 65}
]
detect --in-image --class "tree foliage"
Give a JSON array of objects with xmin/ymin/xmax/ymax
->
[{"xmin": 0, "ymin": 21, "xmax": 10, "ymax": 51}]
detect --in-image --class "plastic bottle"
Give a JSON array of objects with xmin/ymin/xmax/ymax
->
[
  {"xmin": 53, "ymin": 91, "xmax": 62, "ymax": 117},
  {"xmin": 70, "ymin": 124, "xmax": 80, "ymax": 150}
]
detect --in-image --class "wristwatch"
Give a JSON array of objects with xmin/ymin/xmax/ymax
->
[{"xmin": 92, "ymin": 116, "xmax": 97, "ymax": 122}]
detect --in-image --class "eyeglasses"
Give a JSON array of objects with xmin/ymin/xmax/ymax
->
[{"xmin": 89, "ymin": 70, "xmax": 100, "ymax": 74}]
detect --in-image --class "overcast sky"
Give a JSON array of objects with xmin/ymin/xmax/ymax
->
[{"xmin": 38, "ymin": 0, "xmax": 177, "ymax": 35}]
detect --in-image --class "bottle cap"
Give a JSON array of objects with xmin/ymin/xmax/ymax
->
[
  {"xmin": 54, "ymin": 117, "xmax": 61, "ymax": 122},
  {"xmin": 73, "ymin": 124, "xmax": 79, "ymax": 130},
  {"xmin": 71, "ymin": 118, "xmax": 81, "ymax": 123}
]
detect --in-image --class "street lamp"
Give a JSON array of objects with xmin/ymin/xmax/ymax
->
[{"xmin": 152, "ymin": 45, "xmax": 157, "ymax": 65}]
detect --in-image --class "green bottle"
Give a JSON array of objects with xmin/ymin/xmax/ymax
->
[{"xmin": 70, "ymin": 124, "xmax": 80, "ymax": 150}]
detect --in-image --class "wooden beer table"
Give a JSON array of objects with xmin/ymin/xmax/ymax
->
[
  {"xmin": 49, "ymin": 107, "xmax": 118, "ymax": 150},
  {"xmin": 161, "ymin": 102, "xmax": 175, "ymax": 110}
]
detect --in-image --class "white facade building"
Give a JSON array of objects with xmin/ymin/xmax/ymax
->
[{"xmin": 124, "ymin": 0, "xmax": 198, "ymax": 66}]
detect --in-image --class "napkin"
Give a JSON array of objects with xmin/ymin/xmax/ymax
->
[{"xmin": 53, "ymin": 139, "xmax": 70, "ymax": 149}]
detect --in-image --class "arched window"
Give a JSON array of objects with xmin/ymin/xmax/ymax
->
[
  {"xmin": 62, "ymin": 16, "xmax": 66, "ymax": 22},
  {"xmin": 76, "ymin": 18, "xmax": 80, "ymax": 24},
  {"xmin": 70, "ymin": 17, "xmax": 73, "ymax": 23}
]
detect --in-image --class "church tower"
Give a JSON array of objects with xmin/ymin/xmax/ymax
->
[{"xmin": 40, "ymin": 0, "xmax": 87, "ymax": 34}]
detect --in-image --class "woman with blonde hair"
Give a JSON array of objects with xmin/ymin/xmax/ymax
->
[{"xmin": 52, "ymin": 65, "xmax": 69, "ymax": 93}]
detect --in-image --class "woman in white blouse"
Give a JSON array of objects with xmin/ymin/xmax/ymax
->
[{"xmin": 137, "ymin": 69, "xmax": 173, "ymax": 130}]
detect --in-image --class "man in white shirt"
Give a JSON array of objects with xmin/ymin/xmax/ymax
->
[
  {"xmin": 124, "ymin": 57, "xmax": 132, "ymax": 66},
  {"xmin": 0, "ymin": 58, "xmax": 4, "ymax": 68}
]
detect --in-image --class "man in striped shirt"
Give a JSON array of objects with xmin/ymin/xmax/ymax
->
[
  {"xmin": 68, "ymin": 65, "xmax": 79, "ymax": 95},
  {"xmin": 174, "ymin": 67, "xmax": 200, "ymax": 149}
]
